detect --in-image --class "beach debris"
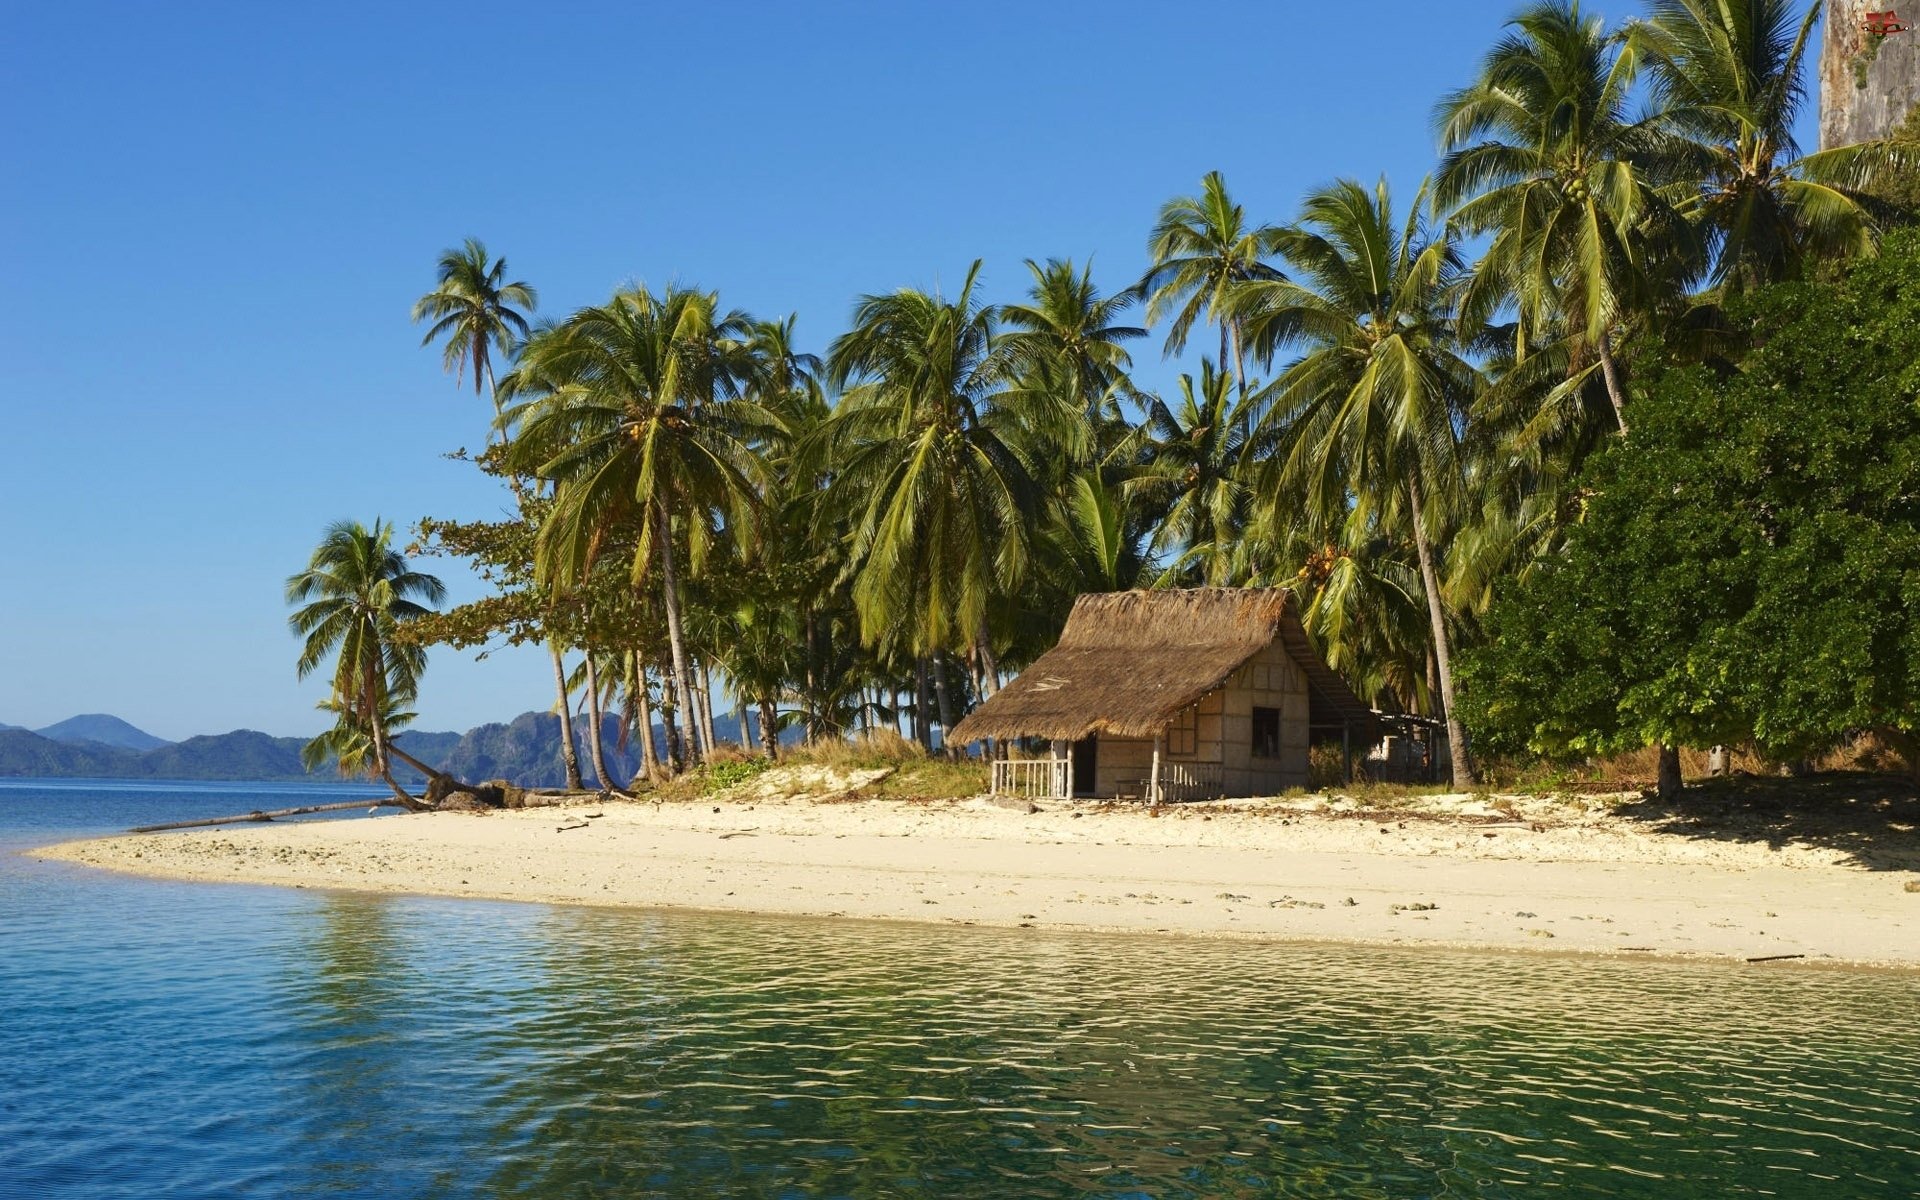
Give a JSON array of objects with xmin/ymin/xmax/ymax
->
[
  {"xmin": 718, "ymin": 830, "xmax": 757, "ymax": 840},
  {"xmin": 1216, "ymin": 892, "xmax": 1250, "ymax": 901},
  {"xmin": 585, "ymin": 812, "xmax": 603, "ymax": 819},
  {"xmin": 127, "ymin": 799, "xmax": 410, "ymax": 833},
  {"xmin": 1527, "ymin": 928, "xmax": 1555, "ymax": 938},
  {"xmin": 1340, "ymin": 897, "xmax": 1358, "ymax": 907},
  {"xmin": 555, "ymin": 821, "xmax": 589, "ymax": 832},
  {"xmin": 1390, "ymin": 902, "xmax": 1438, "ymax": 912},
  {"xmin": 1622, "ymin": 947, "xmax": 1655, "ymax": 952},
  {"xmin": 1745, "ymin": 953, "xmax": 1807, "ymax": 963},
  {"xmin": 1515, "ymin": 911, "xmax": 1537, "ymax": 918},
  {"xmin": 1905, "ymin": 881, "xmax": 1920, "ymax": 893},
  {"xmin": 1268, "ymin": 896, "xmax": 1324, "ymax": 909},
  {"xmin": 989, "ymin": 797, "xmax": 1041, "ymax": 814}
]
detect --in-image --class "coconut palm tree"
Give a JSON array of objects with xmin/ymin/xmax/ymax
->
[
  {"xmin": 1236, "ymin": 177, "xmax": 1482, "ymax": 785},
  {"xmin": 411, "ymin": 238, "xmax": 537, "ymax": 408},
  {"xmin": 287, "ymin": 520, "xmax": 446, "ymax": 804},
  {"xmin": 1434, "ymin": 1, "xmax": 1688, "ymax": 434},
  {"xmin": 812, "ymin": 262, "xmax": 1044, "ymax": 728},
  {"xmin": 1138, "ymin": 172, "xmax": 1283, "ymax": 395},
  {"xmin": 998, "ymin": 258, "xmax": 1145, "ymax": 414},
  {"xmin": 1629, "ymin": 0, "xmax": 1910, "ymax": 293},
  {"xmin": 1129, "ymin": 360, "xmax": 1254, "ymax": 585},
  {"xmin": 501, "ymin": 285, "xmax": 779, "ymax": 770}
]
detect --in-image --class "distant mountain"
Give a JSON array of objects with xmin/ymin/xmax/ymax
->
[
  {"xmin": 35, "ymin": 714, "xmax": 172, "ymax": 752},
  {"xmin": 0, "ymin": 709, "xmax": 781, "ymax": 786}
]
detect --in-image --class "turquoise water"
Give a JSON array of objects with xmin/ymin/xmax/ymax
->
[{"xmin": 3, "ymin": 781, "xmax": 1919, "ymax": 1198}]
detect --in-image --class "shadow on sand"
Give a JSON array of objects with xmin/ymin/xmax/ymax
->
[{"xmin": 1610, "ymin": 772, "xmax": 1920, "ymax": 872}]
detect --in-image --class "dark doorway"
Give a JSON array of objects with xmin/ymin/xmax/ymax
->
[{"xmin": 1072, "ymin": 737, "xmax": 1098, "ymax": 796}]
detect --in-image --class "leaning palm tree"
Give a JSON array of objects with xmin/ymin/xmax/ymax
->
[
  {"xmin": 501, "ymin": 285, "xmax": 778, "ymax": 770},
  {"xmin": 811, "ymin": 262, "xmax": 1047, "ymax": 733},
  {"xmin": 1138, "ymin": 171, "xmax": 1284, "ymax": 394},
  {"xmin": 1435, "ymin": 1, "xmax": 1689, "ymax": 434},
  {"xmin": 411, "ymin": 238, "xmax": 537, "ymax": 409},
  {"xmin": 1629, "ymin": 0, "xmax": 1910, "ymax": 293},
  {"xmin": 287, "ymin": 519, "xmax": 446, "ymax": 804},
  {"xmin": 1236, "ymin": 177, "xmax": 1483, "ymax": 785}
]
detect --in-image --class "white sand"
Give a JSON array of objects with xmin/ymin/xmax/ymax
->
[{"xmin": 31, "ymin": 783, "xmax": 1920, "ymax": 969}]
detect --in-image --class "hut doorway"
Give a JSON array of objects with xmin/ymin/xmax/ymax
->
[{"xmin": 1072, "ymin": 737, "xmax": 1098, "ymax": 796}]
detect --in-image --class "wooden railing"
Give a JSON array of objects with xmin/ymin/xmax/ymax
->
[
  {"xmin": 992, "ymin": 758, "xmax": 1071, "ymax": 800},
  {"xmin": 1143, "ymin": 761, "xmax": 1224, "ymax": 802}
]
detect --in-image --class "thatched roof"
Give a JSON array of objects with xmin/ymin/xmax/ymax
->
[{"xmin": 949, "ymin": 588, "xmax": 1370, "ymax": 743}]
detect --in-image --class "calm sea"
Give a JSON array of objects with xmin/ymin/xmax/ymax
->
[{"xmin": 3, "ymin": 779, "xmax": 1918, "ymax": 1198}]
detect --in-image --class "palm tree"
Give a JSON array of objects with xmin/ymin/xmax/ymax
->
[
  {"xmin": 1236, "ymin": 178, "xmax": 1482, "ymax": 785},
  {"xmin": 813, "ymin": 262, "xmax": 1046, "ymax": 734},
  {"xmin": 1434, "ymin": 1, "xmax": 1686, "ymax": 434},
  {"xmin": 1130, "ymin": 360, "xmax": 1254, "ymax": 585},
  {"xmin": 1629, "ymin": 0, "xmax": 1909, "ymax": 293},
  {"xmin": 998, "ymin": 258, "xmax": 1145, "ymax": 414},
  {"xmin": 501, "ymin": 285, "xmax": 778, "ymax": 770},
  {"xmin": 287, "ymin": 520, "xmax": 446, "ymax": 804},
  {"xmin": 411, "ymin": 238, "xmax": 538, "ymax": 408},
  {"xmin": 1138, "ymin": 172, "xmax": 1283, "ymax": 394}
]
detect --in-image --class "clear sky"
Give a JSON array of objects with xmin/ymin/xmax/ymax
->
[{"xmin": 0, "ymin": 1, "xmax": 1824, "ymax": 740}]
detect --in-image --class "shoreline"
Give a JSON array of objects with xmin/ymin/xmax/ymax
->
[{"xmin": 29, "ymin": 785, "xmax": 1920, "ymax": 970}]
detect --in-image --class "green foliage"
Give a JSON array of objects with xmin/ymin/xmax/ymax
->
[
  {"xmin": 702, "ymin": 757, "xmax": 773, "ymax": 793},
  {"xmin": 1461, "ymin": 231, "xmax": 1920, "ymax": 761}
]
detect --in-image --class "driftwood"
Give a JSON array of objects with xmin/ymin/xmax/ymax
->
[
  {"xmin": 1745, "ymin": 953, "xmax": 1808, "ymax": 963},
  {"xmin": 129, "ymin": 799, "xmax": 404, "ymax": 834}
]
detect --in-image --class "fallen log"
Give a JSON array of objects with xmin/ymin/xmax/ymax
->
[{"xmin": 129, "ymin": 799, "xmax": 404, "ymax": 834}]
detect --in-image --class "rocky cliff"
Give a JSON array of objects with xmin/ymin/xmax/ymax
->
[{"xmin": 1821, "ymin": 0, "xmax": 1920, "ymax": 147}]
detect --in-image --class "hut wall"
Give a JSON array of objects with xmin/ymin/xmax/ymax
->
[
  {"xmin": 1218, "ymin": 639, "xmax": 1310, "ymax": 795},
  {"xmin": 1084, "ymin": 643, "xmax": 1308, "ymax": 798}
]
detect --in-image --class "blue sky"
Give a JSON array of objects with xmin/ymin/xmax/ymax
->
[{"xmin": 0, "ymin": 1, "xmax": 1824, "ymax": 739}]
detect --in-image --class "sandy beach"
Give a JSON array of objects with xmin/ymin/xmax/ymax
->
[{"xmin": 31, "ymin": 772, "xmax": 1920, "ymax": 969}]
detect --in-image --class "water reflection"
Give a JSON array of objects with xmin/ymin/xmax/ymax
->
[{"xmin": 8, "ymin": 850, "xmax": 1920, "ymax": 1199}]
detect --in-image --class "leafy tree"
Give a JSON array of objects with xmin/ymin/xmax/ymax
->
[
  {"xmin": 1460, "ymin": 231, "xmax": 1920, "ymax": 788},
  {"xmin": 287, "ymin": 519, "xmax": 446, "ymax": 804},
  {"xmin": 411, "ymin": 238, "xmax": 537, "ymax": 408}
]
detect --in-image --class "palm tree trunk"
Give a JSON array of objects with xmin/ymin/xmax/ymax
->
[
  {"xmin": 584, "ymin": 654, "xmax": 615, "ymax": 790},
  {"xmin": 549, "ymin": 642, "xmax": 584, "ymax": 790},
  {"xmin": 914, "ymin": 660, "xmax": 932, "ymax": 750},
  {"xmin": 632, "ymin": 654, "xmax": 660, "ymax": 780},
  {"xmin": 932, "ymin": 654, "xmax": 956, "ymax": 751},
  {"xmin": 1597, "ymin": 331, "xmax": 1629, "ymax": 435},
  {"xmin": 654, "ymin": 504, "xmax": 702, "ymax": 769},
  {"xmin": 735, "ymin": 685, "xmax": 749, "ymax": 753},
  {"xmin": 760, "ymin": 697, "xmax": 780, "ymax": 759},
  {"xmin": 1405, "ymin": 473, "xmax": 1476, "ymax": 787},
  {"xmin": 697, "ymin": 660, "xmax": 719, "ymax": 753}
]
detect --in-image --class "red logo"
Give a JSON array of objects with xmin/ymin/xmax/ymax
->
[{"xmin": 1865, "ymin": 9, "xmax": 1910, "ymax": 33}]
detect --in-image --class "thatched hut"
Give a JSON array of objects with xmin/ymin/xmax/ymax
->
[{"xmin": 950, "ymin": 588, "xmax": 1372, "ymax": 801}]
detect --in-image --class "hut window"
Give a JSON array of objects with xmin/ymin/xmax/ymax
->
[
  {"xmin": 1252, "ymin": 707, "xmax": 1281, "ymax": 759},
  {"xmin": 1167, "ymin": 707, "xmax": 1198, "ymax": 757}
]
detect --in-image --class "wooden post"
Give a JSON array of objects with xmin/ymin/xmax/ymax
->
[
  {"xmin": 1342, "ymin": 720, "xmax": 1353, "ymax": 785},
  {"xmin": 1052, "ymin": 738, "xmax": 1070, "ymax": 800},
  {"xmin": 1149, "ymin": 732, "xmax": 1164, "ymax": 805}
]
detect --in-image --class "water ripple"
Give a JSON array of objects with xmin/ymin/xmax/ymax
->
[{"xmin": 6, "ymin": 788, "xmax": 1920, "ymax": 1197}]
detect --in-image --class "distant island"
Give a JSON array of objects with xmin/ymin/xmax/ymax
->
[{"xmin": 0, "ymin": 711, "xmax": 766, "ymax": 787}]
